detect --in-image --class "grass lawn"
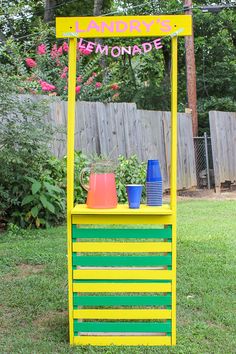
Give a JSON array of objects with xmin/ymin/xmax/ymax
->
[{"xmin": 0, "ymin": 200, "xmax": 236, "ymax": 353}]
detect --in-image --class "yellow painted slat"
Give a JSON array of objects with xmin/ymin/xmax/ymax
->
[
  {"xmin": 73, "ymin": 269, "xmax": 172, "ymax": 280},
  {"xmin": 73, "ymin": 242, "xmax": 172, "ymax": 253},
  {"xmin": 72, "ymin": 214, "xmax": 173, "ymax": 225},
  {"xmin": 73, "ymin": 336, "xmax": 171, "ymax": 346},
  {"xmin": 56, "ymin": 15, "xmax": 192, "ymax": 38},
  {"xmin": 73, "ymin": 282, "xmax": 171, "ymax": 293},
  {"xmin": 71, "ymin": 204, "xmax": 172, "ymax": 215},
  {"xmin": 73, "ymin": 309, "xmax": 171, "ymax": 320}
]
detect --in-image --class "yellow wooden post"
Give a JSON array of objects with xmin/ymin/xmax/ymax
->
[
  {"xmin": 66, "ymin": 37, "xmax": 77, "ymax": 345},
  {"xmin": 170, "ymin": 35, "xmax": 178, "ymax": 345}
]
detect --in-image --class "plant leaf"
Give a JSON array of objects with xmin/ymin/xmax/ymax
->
[
  {"xmin": 32, "ymin": 181, "xmax": 41, "ymax": 195},
  {"xmin": 40, "ymin": 195, "xmax": 55, "ymax": 213},
  {"xmin": 31, "ymin": 206, "xmax": 39, "ymax": 218},
  {"xmin": 22, "ymin": 195, "xmax": 35, "ymax": 206},
  {"xmin": 43, "ymin": 181, "xmax": 62, "ymax": 193}
]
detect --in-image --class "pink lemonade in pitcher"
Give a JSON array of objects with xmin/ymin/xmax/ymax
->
[
  {"xmin": 80, "ymin": 162, "xmax": 118, "ymax": 209},
  {"xmin": 86, "ymin": 173, "xmax": 117, "ymax": 209}
]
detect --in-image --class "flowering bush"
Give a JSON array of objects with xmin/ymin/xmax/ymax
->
[{"xmin": 19, "ymin": 42, "xmax": 120, "ymax": 102}]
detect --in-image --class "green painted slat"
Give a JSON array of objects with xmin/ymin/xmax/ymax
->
[
  {"xmin": 74, "ymin": 320, "xmax": 171, "ymax": 333},
  {"xmin": 72, "ymin": 226, "xmax": 172, "ymax": 239},
  {"xmin": 73, "ymin": 294, "xmax": 172, "ymax": 307},
  {"xmin": 72, "ymin": 255, "xmax": 172, "ymax": 267}
]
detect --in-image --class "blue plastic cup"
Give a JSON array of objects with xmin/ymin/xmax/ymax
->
[
  {"xmin": 126, "ymin": 185, "xmax": 143, "ymax": 209},
  {"xmin": 146, "ymin": 160, "xmax": 162, "ymax": 182}
]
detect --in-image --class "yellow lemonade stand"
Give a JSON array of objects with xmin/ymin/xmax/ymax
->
[{"xmin": 56, "ymin": 15, "xmax": 192, "ymax": 346}]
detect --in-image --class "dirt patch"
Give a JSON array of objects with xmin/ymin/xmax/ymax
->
[
  {"xmin": 177, "ymin": 189, "xmax": 236, "ymax": 200},
  {"xmin": 3, "ymin": 264, "xmax": 45, "ymax": 281}
]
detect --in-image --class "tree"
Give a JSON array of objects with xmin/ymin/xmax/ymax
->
[{"xmin": 44, "ymin": 0, "xmax": 57, "ymax": 22}]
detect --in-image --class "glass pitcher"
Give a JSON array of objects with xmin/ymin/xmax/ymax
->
[{"xmin": 80, "ymin": 161, "xmax": 118, "ymax": 209}]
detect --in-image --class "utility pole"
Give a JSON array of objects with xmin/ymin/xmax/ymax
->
[{"xmin": 184, "ymin": 0, "xmax": 198, "ymax": 136}]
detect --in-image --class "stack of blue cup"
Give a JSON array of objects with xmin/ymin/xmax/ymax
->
[{"xmin": 146, "ymin": 160, "xmax": 163, "ymax": 206}]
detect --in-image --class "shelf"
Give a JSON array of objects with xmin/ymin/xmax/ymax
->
[{"xmin": 71, "ymin": 204, "xmax": 172, "ymax": 216}]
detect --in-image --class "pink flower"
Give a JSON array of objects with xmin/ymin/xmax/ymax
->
[
  {"xmin": 25, "ymin": 58, "xmax": 37, "ymax": 68},
  {"xmin": 51, "ymin": 44, "xmax": 58, "ymax": 59},
  {"xmin": 64, "ymin": 86, "xmax": 68, "ymax": 91},
  {"xmin": 77, "ymin": 75, "xmax": 83, "ymax": 83},
  {"xmin": 95, "ymin": 82, "xmax": 102, "ymax": 88},
  {"xmin": 92, "ymin": 72, "xmax": 97, "ymax": 77},
  {"xmin": 112, "ymin": 93, "xmax": 120, "ymax": 100},
  {"xmin": 79, "ymin": 48, "xmax": 92, "ymax": 55},
  {"xmin": 111, "ymin": 83, "xmax": 119, "ymax": 90},
  {"xmin": 62, "ymin": 42, "xmax": 69, "ymax": 52},
  {"xmin": 63, "ymin": 66, "xmax": 68, "ymax": 73},
  {"xmin": 60, "ymin": 72, "xmax": 67, "ymax": 79},
  {"xmin": 39, "ymin": 80, "xmax": 56, "ymax": 92},
  {"xmin": 85, "ymin": 76, "xmax": 94, "ymax": 86},
  {"xmin": 57, "ymin": 46, "xmax": 63, "ymax": 56},
  {"xmin": 75, "ymin": 86, "xmax": 81, "ymax": 94},
  {"xmin": 37, "ymin": 44, "xmax": 46, "ymax": 55}
]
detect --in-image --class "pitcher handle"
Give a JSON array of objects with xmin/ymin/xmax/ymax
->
[{"xmin": 80, "ymin": 167, "xmax": 90, "ymax": 191}]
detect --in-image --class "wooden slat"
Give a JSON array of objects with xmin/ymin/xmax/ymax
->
[
  {"xmin": 73, "ymin": 309, "xmax": 171, "ymax": 319},
  {"xmin": 74, "ymin": 321, "xmax": 171, "ymax": 333},
  {"xmin": 72, "ymin": 225, "xmax": 172, "ymax": 239},
  {"xmin": 72, "ymin": 255, "xmax": 172, "ymax": 267},
  {"xmin": 73, "ymin": 269, "xmax": 172, "ymax": 280},
  {"xmin": 73, "ymin": 282, "xmax": 171, "ymax": 293},
  {"xmin": 73, "ymin": 294, "xmax": 172, "ymax": 307},
  {"xmin": 73, "ymin": 335, "xmax": 171, "ymax": 345},
  {"xmin": 72, "ymin": 242, "xmax": 172, "ymax": 253}
]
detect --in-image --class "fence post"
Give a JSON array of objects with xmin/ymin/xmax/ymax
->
[{"xmin": 204, "ymin": 132, "xmax": 211, "ymax": 189}]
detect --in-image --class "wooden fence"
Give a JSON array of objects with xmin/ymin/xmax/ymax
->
[
  {"xmin": 209, "ymin": 111, "xmax": 236, "ymax": 188},
  {"xmin": 45, "ymin": 100, "xmax": 196, "ymax": 190}
]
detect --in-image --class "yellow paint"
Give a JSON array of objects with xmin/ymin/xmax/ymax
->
[
  {"xmin": 56, "ymin": 15, "xmax": 192, "ymax": 38},
  {"xmin": 170, "ymin": 36, "xmax": 178, "ymax": 346},
  {"xmin": 72, "ymin": 214, "xmax": 173, "ymax": 225},
  {"xmin": 73, "ymin": 336, "xmax": 172, "ymax": 346},
  {"xmin": 67, "ymin": 38, "xmax": 77, "ymax": 346},
  {"xmin": 73, "ymin": 269, "xmax": 173, "ymax": 280},
  {"xmin": 73, "ymin": 282, "xmax": 171, "ymax": 293},
  {"xmin": 72, "ymin": 242, "xmax": 172, "ymax": 253},
  {"xmin": 71, "ymin": 203, "xmax": 172, "ymax": 215},
  {"xmin": 73, "ymin": 309, "xmax": 171, "ymax": 319}
]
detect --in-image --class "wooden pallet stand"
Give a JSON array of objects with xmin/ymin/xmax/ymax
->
[{"xmin": 56, "ymin": 14, "xmax": 192, "ymax": 346}]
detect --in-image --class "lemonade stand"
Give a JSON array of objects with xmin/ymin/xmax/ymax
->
[{"xmin": 56, "ymin": 14, "xmax": 192, "ymax": 346}]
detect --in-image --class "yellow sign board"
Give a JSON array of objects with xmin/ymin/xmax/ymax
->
[{"xmin": 56, "ymin": 15, "xmax": 192, "ymax": 38}]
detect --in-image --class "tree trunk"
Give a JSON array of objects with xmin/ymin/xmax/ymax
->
[
  {"xmin": 44, "ymin": 0, "xmax": 57, "ymax": 22},
  {"xmin": 93, "ymin": 0, "xmax": 104, "ymax": 16},
  {"xmin": 184, "ymin": 0, "xmax": 198, "ymax": 136}
]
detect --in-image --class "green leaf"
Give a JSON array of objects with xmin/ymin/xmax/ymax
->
[
  {"xmin": 43, "ymin": 181, "xmax": 62, "ymax": 193},
  {"xmin": 32, "ymin": 181, "xmax": 41, "ymax": 195},
  {"xmin": 31, "ymin": 206, "xmax": 39, "ymax": 218},
  {"xmin": 39, "ymin": 195, "xmax": 55, "ymax": 213},
  {"xmin": 22, "ymin": 195, "xmax": 35, "ymax": 206}
]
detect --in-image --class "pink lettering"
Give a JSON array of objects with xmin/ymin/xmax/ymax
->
[
  {"xmin": 116, "ymin": 20, "xmax": 128, "ymax": 33},
  {"xmin": 111, "ymin": 46, "xmax": 121, "ymax": 58},
  {"xmin": 130, "ymin": 20, "xmax": 141, "ymax": 33},
  {"xmin": 153, "ymin": 39, "xmax": 163, "ymax": 50},
  {"xmin": 121, "ymin": 46, "xmax": 132, "ymax": 55},
  {"xmin": 142, "ymin": 20, "xmax": 154, "ymax": 32},
  {"xmin": 160, "ymin": 20, "xmax": 171, "ymax": 32},
  {"xmin": 77, "ymin": 38, "xmax": 86, "ymax": 49},
  {"xmin": 87, "ymin": 20, "xmax": 100, "ymax": 32},
  {"xmin": 75, "ymin": 21, "xmax": 85, "ymax": 33},
  {"xmin": 101, "ymin": 21, "xmax": 114, "ymax": 33},
  {"xmin": 142, "ymin": 42, "xmax": 152, "ymax": 53},
  {"xmin": 95, "ymin": 44, "xmax": 109, "ymax": 55},
  {"xmin": 86, "ymin": 41, "xmax": 95, "ymax": 53},
  {"xmin": 132, "ymin": 45, "xmax": 142, "ymax": 56}
]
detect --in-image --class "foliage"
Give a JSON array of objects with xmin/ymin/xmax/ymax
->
[
  {"xmin": 115, "ymin": 155, "xmax": 146, "ymax": 203},
  {"xmin": 1, "ymin": 39, "xmax": 120, "ymax": 102},
  {"xmin": 0, "ymin": 73, "xmax": 65, "ymax": 228}
]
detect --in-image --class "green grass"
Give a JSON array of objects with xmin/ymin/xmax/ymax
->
[{"xmin": 0, "ymin": 200, "xmax": 236, "ymax": 353}]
